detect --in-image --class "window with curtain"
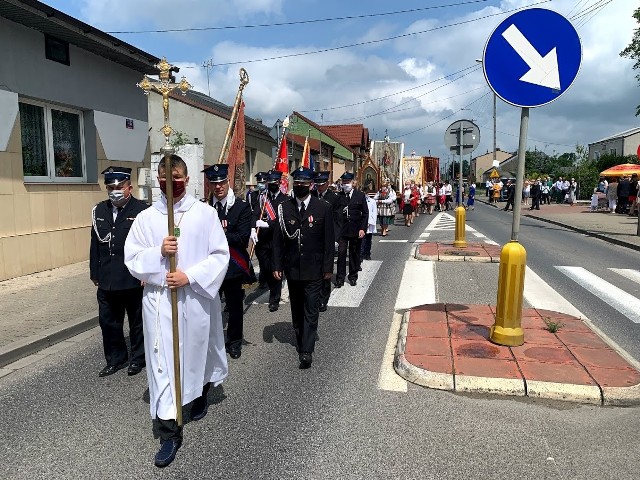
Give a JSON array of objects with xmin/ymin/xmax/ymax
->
[{"xmin": 19, "ymin": 100, "xmax": 85, "ymax": 182}]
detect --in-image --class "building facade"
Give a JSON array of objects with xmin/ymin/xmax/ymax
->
[
  {"xmin": 588, "ymin": 127, "xmax": 640, "ymax": 160},
  {"xmin": 469, "ymin": 149, "xmax": 513, "ymax": 183},
  {"xmin": 0, "ymin": 0, "xmax": 158, "ymax": 280}
]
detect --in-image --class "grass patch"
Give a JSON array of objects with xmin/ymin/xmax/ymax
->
[{"xmin": 543, "ymin": 317, "xmax": 565, "ymax": 333}]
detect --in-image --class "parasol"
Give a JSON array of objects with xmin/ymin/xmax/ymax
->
[{"xmin": 599, "ymin": 163, "xmax": 640, "ymax": 178}]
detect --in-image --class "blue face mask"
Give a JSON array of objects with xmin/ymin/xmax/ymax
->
[{"xmin": 257, "ymin": 182, "xmax": 266, "ymax": 192}]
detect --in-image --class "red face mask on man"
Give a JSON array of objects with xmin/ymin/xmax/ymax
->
[{"xmin": 159, "ymin": 179, "xmax": 186, "ymax": 198}]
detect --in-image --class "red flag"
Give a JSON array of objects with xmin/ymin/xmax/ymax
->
[
  {"xmin": 227, "ymin": 101, "xmax": 246, "ymax": 197},
  {"xmin": 302, "ymin": 136, "xmax": 310, "ymax": 169},
  {"xmin": 275, "ymin": 134, "xmax": 289, "ymax": 193}
]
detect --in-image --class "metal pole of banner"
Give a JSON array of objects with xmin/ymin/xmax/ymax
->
[{"xmin": 138, "ymin": 57, "xmax": 191, "ymax": 426}]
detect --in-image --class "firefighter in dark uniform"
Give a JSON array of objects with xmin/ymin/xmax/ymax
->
[
  {"xmin": 90, "ymin": 166, "xmax": 149, "ymax": 377},
  {"xmin": 335, "ymin": 172, "xmax": 368, "ymax": 287},
  {"xmin": 272, "ymin": 167, "xmax": 334, "ymax": 369},
  {"xmin": 253, "ymin": 170, "xmax": 289, "ymax": 311},
  {"xmin": 204, "ymin": 164, "xmax": 253, "ymax": 359},
  {"xmin": 248, "ymin": 171, "xmax": 268, "ymax": 287},
  {"xmin": 311, "ymin": 171, "xmax": 342, "ymax": 312}
]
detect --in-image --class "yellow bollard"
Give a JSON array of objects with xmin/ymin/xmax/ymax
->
[
  {"xmin": 491, "ymin": 240, "xmax": 526, "ymax": 346},
  {"xmin": 453, "ymin": 206, "xmax": 467, "ymax": 248}
]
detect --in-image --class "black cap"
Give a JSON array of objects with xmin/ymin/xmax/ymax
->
[
  {"xmin": 267, "ymin": 170, "xmax": 283, "ymax": 183},
  {"xmin": 255, "ymin": 171, "xmax": 268, "ymax": 182},
  {"xmin": 203, "ymin": 164, "xmax": 229, "ymax": 183},
  {"xmin": 314, "ymin": 171, "xmax": 330, "ymax": 183},
  {"xmin": 101, "ymin": 166, "xmax": 132, "ymax": 186},
  {"xmin": 340, "ymin": 172, "xmax": 355, "ymax": 181},
  {"xmin": 292, "ymin": 166, "xmax": 314, "ymax": 182}
]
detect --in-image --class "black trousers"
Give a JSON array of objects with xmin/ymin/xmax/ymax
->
[
  {"xmin": 97, "ymin": 287, "xmax": 144, "ymax": 366},
  {"xmin": 360, "ymin": 233, "xmax": 373, "ymax": 259},
  {"xmin": 336, "ymin": 236, "xmax": 361, "ymax": 282},
  {"xmin": 503, "ymin": 197, "xmax": 514, "ymax": 211},
  {"xmin": 220, "ymin": 277, "xmax": 244, "ymax": 349},
  {"xmin": 320, "ymin": 279, "xmax": 331, "ymax": 307},
  {"xmin": 255, "ymin": 245, "xmax": 282, "ymax": 305},
  {"xmin": 287, "ymin": 278, "xmax": 322, "ymax": 353},
  {"xmin": 157, "ymin": 418, "xmax": 183, "ymax": 441},
  {"xmin": 531, "ymin": 195, "xmax": 540, "ymax": 209}
]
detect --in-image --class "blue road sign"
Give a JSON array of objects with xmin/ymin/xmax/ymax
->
[{"xmin": 482, "ymin": 8, "xmax": 582, "ymax": 108}]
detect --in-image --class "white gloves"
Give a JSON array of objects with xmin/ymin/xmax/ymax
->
[
  {"xmin": 250, "ymin": 228, "xmax": 258, "ymax": 244},
  {"xmin": 256, "ymin": 220, "xmax": 270, "ymax": 229}
]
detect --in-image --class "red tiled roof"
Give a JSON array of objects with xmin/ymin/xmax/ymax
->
[{"xmin": 322, "ymin": 124, "xmax": 366, "ymax": 149}]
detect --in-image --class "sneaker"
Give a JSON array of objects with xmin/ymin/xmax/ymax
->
[{"xmin": 154, "ymin": 439, "xmax": 182, "ymax": 468}]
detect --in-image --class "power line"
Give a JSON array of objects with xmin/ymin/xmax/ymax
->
[
  {"xmin": 105, "ymin": 0, "xmax": 492, "ymax": 34},
  {"xmin": 574, "ymin": 0, "xmax": 613, "ymax": 28},
  {"xmin": 298, "ymin": 64, "xmax": 479, "ymax": 113},
  {"xmin": 194, "ymin": 0, "xmax": 551, "ymax": 68}
]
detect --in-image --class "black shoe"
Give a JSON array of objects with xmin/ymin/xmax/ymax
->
[
  {"xmin": 358, "ymin": 266, "xmax": 363, "ymax": 271},
  {"xmin": 127, "ymin": 362, "xmax": 145, "ymax": 376},
  {"xmin": 258, "ymin": 283, "xmax": 267, "ymax": 290},
  {"xmin": 98, "ymin": 363, "xmax": 126, "ymax": 377},
  {"xmin": 333, "ymin": 281, "xmax": 344, "ymax": 288},
  {"xmin": 191, "ymin": 395, "xmax": 209, "ymax": 421},
  {"xmin": 269, "ymin": 303, "xmax": 279, "ymax": 312},
  {"xmin": 154, "ymin": 439, "xmax": 182, "ymax": 468},
  {"xmin": 349, "ymin": 279, "xmax": 357, "ymax": 286},
  {"xmin": 228, "ymin": 347, "xmax": 241, "ymax": 359},
  {"xmin": 299, "ymin": 352, "xmax": 312, "ymax": 369},
  {"xmin": 319, "ymin": 303, "xmax": 327, "ymax": 312},
  {"xmin": 364, "ymin": 255, "xmax": 371, "ymax": 260}
]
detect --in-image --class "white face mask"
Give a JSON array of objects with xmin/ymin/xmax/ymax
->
[
  {"xmin": 342, "ymin": 183, "xmax": 353, "ymax": 193},
  {"xmin": 108, "ymin": 190, "xmax": 126, "ymax": 206}
]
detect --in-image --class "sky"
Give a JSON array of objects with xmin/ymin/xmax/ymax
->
[{"xmin": 41, "ymin": 0, "xmax": 638, "ymax": 162}]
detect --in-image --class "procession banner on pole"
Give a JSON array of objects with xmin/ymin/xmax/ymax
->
[{"xmin": 228, "ymin": 101, "xmax": 246, "ymax": 197}]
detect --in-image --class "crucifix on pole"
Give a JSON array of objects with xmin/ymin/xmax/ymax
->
[{"xmin": 137, "ymin": 57, "xmax": 191, "ymax": 426}]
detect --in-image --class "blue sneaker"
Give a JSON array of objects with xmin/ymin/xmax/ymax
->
[
  {"xmin": 154, "ymin": 438, "xmax": 181, "ymax": 468},
  {"xmin": 190, "ymin": 395, "xmax": 208, "ymax": 421}
]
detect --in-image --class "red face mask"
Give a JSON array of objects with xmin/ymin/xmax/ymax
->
[{"xmin": 159, "ymin": 179, "xmax": 186, "ymax": 198}]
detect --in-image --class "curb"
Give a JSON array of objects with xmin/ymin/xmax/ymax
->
[
  {"xmin": 476, "ymin": 197, "xmax": 640, "ymax": 253},
  {"xmin": 392, "ymin": 307, "xmax": 640, "ymax": 405},
  {"xmin": 0, "ymin": 311, "xmax": 98, "ymax": 368}
]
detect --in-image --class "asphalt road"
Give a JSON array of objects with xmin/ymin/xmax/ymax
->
[{"xmin": 1, "ymin": 206, "xmax": 639, "ymax": 479}]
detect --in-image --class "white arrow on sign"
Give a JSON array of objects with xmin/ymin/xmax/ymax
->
[{"xmin": 502, "ymin": 24, "xmax": 561, "ymax": 90}]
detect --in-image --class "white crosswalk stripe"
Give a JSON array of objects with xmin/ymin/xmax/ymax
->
[
  {"xmin": 610, "ymin": 268, "xmax": 640, "ymax": 285},
  {"xmin": 556, "ymin": 266, "xmax": 640, "ymax": 324}
]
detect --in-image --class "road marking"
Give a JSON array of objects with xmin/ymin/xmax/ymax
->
[
  {"xmin": 394, "ymin": 259, "xmax": 437, "ymax": 311},
  {"xmin": 379, "ymin": 239, "xmax": 408, "ymax": 243},
  {"xmin": 556, "ymin": 266, "xmax": 640, "ymax": 324},
  {"xmin": 419, "ymin": 232, "xmax": 431, "ymax": 238},
  {"xmin": 377, "ymin": 312, "xmax": 408, "ymax": 392},
  {"xmin": 327, "ymin": 260, "xmax": 382, "ymax": 308},
  {"xmin": 472, "ymin": 232, "xmax": 486, "ymax": 238},
  {"xmin": 523, "ymin": 267, "xmax": 584, "ymax": 317},
  {"xmin": 484, "ymin": 240, "xmax": 499, "ymax": 246},
  {"xmin": 610, "ymin": 268, "xmax": 640, "ymax": 285}
]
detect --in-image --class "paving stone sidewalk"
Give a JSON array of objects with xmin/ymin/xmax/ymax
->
[{"xmin": 394, "ymin": 303, "xmax": 640, "ymax": 405}]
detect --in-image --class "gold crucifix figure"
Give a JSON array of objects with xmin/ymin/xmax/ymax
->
[{"xmin": 137, "ymin": 57, "xmax": 191, "ymax": 148}]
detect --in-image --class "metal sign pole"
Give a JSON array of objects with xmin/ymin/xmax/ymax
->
[
  {"xmin": 458, "ymin": 121, "xmax": 463, "ymax": 206},
  {"xmin": 510, "ymin": 107, "xmax": 529, "ymax": 241}
]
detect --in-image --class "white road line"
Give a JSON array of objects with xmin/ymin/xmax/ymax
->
[
  {"xmin": 473, "ymin": 232, "xmax": 486, "ymax": 238},
  {"xmin": 524, "ymin": 267, "xmax": 584, "ymax": 317},
  {"xmin": 484, "ymin": 240, "xmax": 499, "ymax": 246},
  {"xmin": 379, "ymin": 239, "xmax": 408, "ymax": 243},
  {"xmin": 377, "ymin": 312, "xmax": 408, "ymax": 392},
  {"xmin": 419, "ymin": 232, "xmax": 431, "ymax": 238},
  {"xmin": 394, "ymin": 259, "xmax": 437, "ymax": 310},
  {"xmin": 610, "ymin": 268, "xmax": 640, "ymax": 285},
  {"xmin": 327, "ymin": 260, "xmax": 383, "ymax": 308},
  {"xmin": 556, "ymin": 266, "xmax": 640, "ymax": 324}
]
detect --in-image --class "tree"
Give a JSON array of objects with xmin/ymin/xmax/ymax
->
[{"xmin": 620, "ymin": 6, "xmax": 640, "ymax": 116}]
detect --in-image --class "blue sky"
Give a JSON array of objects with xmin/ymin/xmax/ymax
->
[{"xmin": 41, "ymin": 0, "xmax": 638, "ymax": 162}]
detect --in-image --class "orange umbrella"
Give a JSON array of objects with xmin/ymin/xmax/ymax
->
[{"xmin": 599, "ymin": 163, "xmax": 640, "ymax": 178}]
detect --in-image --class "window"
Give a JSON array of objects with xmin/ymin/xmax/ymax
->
[
  {"xmin": 610, "ymin": 148, "xmax": 617, "ymax": 156},
  {"xmin": 45, "ymin": 35, "xmax": 70, "ymax": 65},
  {"xmin": 19, "ymin": 100, "xmax": 85, "ymax": 182},
  {"xmin": 244, "ymin": 148, "xmax": 256, "ymax": 182}
]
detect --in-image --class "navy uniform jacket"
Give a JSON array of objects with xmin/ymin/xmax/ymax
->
[
  {"xmin": 336, "ymin": 189, "xmax": 369, "ymax": 238},
  {"xmin": 312, "ymin": 189, "xmax": 343, "ymax": 242},
  {"xmin": 90, "ymin": 197, "xmax": 149, "ymax": 291},
  {"xmin": 252, "ymin": 191, "xmax": 290, "ymax": 249},
  {"xmin": 211, "ymin": 197, "xmax": 253, "ymax": 281},
  {"xmin": 272, "ymin": 196, "xmax": 334, "ymax": 282}
]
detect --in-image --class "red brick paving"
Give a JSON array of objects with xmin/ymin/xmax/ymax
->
[
  {"xmin": 416, "ymin": 242, "xmax": 502, "ymax": 262},
  {"xmin": 402, "ymin": 303, "xmax": 640, "ymax": 390}
]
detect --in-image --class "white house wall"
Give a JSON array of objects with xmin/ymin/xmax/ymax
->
[
  {"xmin": 0, "ymin": 90, "xmax": 18, "ymax": 152},
  {"xmin": 94, "ymin": 111, "xmax": 148, "ymax": 162}
]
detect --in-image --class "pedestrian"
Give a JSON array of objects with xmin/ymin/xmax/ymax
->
[
  {"xmin": 492, "ymin": 180, "xmax": 502, "ymax": 204},
  {"xmin": 467, "ymin": 183, "xmax": 476, "ymax": 210},
  {"xmin": 529, "ymin": 179, "xmax": 541, "ymax": 210},
  {"xmin": 568, "ymin": 178, "xmax": 577, "ymax": 206},
  {"xmin": 485, "ymin": 178, "xmax": 491, "ymax": 198},
  {"xmin": 90, "ymin": 166, "xmax": 148, "ymax": 378},
  {"xmin": 617, "ymin": 175, "xmax": 631, "ymax": 213},
  {"xmin": 400, "ymin": 182, "xmax": 415, "ymax": 226},
  {"xmin": 247, "ymin": 171, "xmax": 267, "ymax": 213},
  {"xmin": 629, "ymin": 174, "xmax": 638, "ymax": 216},
  {"xmin": 540, "ymin": 181, "xmax": 550, "ymax": 205},
  {"xmin": 523, "ymin": 180, "xmax": 530, "ymax": 206},
  {"xmin": 272, "ymin": 166, "xmax": 334, "ymax": 369},
  {"xmin": 606, "ymin": 177, "xmax": 618, "ymax": 213},
  {"xmin": 253, "ymin": 170, "xmax": 289, "ymax": 311},
  {"xmin": 361, "ymin": 193, "xmax": 377, "ymax": 261},
  {"xmin": 335, "ymin": 172, "xmax": 368, "ymax": 287},
  {"xmin": 424, "ymin": 181, "xmax": 437, "ymax": 214},
  {"xmin": 124, "ymin": 155, "xmax": 230, "ymax": 468},
  {"xmin": 438, "ymin": 182, "xmax": 447, "ymax": 211},
  {"xmin": 374, "ymin": 185, "xmax": 395, "ymax": 235},
  {"xmin": 444, "ymin": 180, "xmax": 453, "ymax": 210},
  {"xmin": 312, "ymin": 171, "xmax": 342, "ymax": 312},
  {"xmin": 205, "ymin": 164, "xmax": 253, "ymax": 360},
  {"xmin": 503, "ymin": 180, "xmax": 515, "ymax": 211},
  {"xmin": 554, "ymin": 177, "xmax": 564, "ymax": 203}
]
